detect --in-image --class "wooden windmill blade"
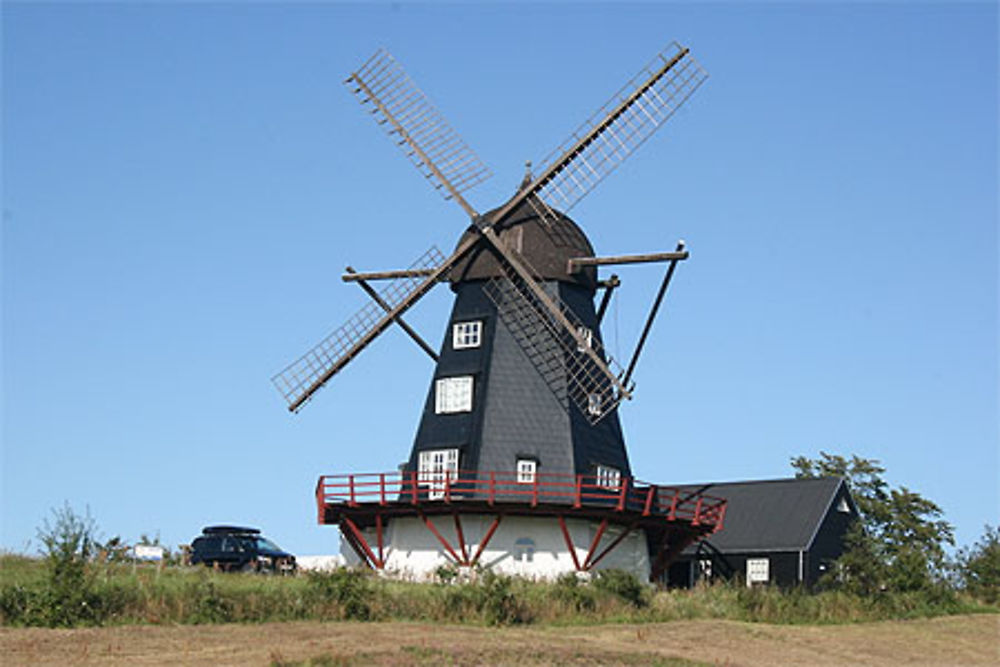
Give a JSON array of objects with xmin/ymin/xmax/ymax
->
[
  {"xmin": 524, "ymin": 42, "xmax": 707, "ymax": 227},
  {"xmin": 479, "ymin": 234, "xmax": 630, "ymax": 423},
  {"xmin": 271, "ymin": 245, "xmax": 452, "ymax": 412},
  {"xmin": 345, "ymin": 48, "xmax": 492, "ymax": 219},
  {"xmin": 273, "ymin": 50, "xmax": 500, "ymax": 412}
]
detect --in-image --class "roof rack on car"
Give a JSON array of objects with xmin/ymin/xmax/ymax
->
[{"xmin": 202, "ymin": 525, "xmax": 261, "ymax": 535}]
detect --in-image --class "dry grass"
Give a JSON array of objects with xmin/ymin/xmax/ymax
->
[{"xmin": 2, "ymin": 614, "xmax": 997, "ymax": 666}]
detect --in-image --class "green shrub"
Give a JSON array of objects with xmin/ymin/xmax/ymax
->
[
  {"xmin": 593, "ymin": 569, "xmax": 647, "ymax": 608},
  {"xmin": 552, "ymin": 572, "xmax": 596, "ymax": 612},
  {"xmin": 306, "ymin": 568, "xmax": 373, "ymax": 621}
]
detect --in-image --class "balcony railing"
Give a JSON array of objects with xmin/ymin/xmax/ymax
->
[{"xmin": 316, "ymin": 470, "xmax": 726, "ymax": 531}]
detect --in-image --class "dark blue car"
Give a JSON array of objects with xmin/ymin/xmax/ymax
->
[{"xmin": 190, "ymin": 525, "xmax": 296, "ymax": 573}]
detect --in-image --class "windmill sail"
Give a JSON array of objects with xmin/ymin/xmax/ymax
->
[
  {"xmin": 345, "ymin": 49, "xmax": 492, "ymax": 218},
  {"xmin": 482, "ymin": 254, "xmax": 628, "ymax": 424},
  {"xmin": 272, "ymin": 246, "xmax": 446, "ymax": 411},
  {"xmin": 526, "ymin": 43, "xmax": 707, "ymax": 231}
]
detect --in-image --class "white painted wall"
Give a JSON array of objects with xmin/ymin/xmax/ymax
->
[{"xmin": 339, "ymin": 513, "xmax": 650, "ymax": 582}]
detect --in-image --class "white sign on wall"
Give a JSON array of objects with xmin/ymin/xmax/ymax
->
[{"xmin": 133, "ymin": 544, "xmax": 165, "ymax": 561}]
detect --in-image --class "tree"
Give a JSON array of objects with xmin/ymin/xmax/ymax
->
[
  {"xmin": 35, "ymin": 503, "xmax": 102, "ymax": 625},
  {"xmin": 791, "ymin": 452, "xmax": 954, "ymax": 594},
  {"xmin": 955, "ymin": 525, "xmax": 1000, "ymax": 603}
]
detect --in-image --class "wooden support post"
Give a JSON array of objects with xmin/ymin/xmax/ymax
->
[
  {"xmin": 470, "ymin": 515, "xmax": 503, "ymax": 567},
  {"xmin": 557, "ymin": 515, "xmax": 583, "ymax": 572},
  {"xmin": 418, "ymin": 511, "xmax": 462, "ymax": 565},
  {"xmin": 583, "ymin": 518, "xmax": 609, "ymax": 571}
]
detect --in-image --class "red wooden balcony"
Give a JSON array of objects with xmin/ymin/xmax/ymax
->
[{"xmin": 315, "ymin": 470, "xmax": 726, "ymax": 532}]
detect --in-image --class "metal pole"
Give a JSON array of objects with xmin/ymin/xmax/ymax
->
[{"xmin": 621, "ymin": 241, "xmax": 686, "ymax": 389}]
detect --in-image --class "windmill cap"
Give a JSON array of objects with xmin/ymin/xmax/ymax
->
[{"xmin": 449, "ymin": 198, "xmax": 598, "ymax": 290}]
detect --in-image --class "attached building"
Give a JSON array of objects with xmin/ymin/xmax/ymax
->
[{"xmin": 666, "ymin": 477, "xmax": 858, "ymax": 588}]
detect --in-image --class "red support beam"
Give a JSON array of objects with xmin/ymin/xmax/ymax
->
[
  {"xmin": 470, "ymin": 515, "xmax": 503, "ymax": 567},
  {"xmin": 341, "ymin": 516, "xmax": 383, "ymax": 569},
  {"xmin": 376, "ymin": 513, "xmax": 385, "ymax": 565},
  {"xmin": 453, "ymin": 513, "xmax": 469, "ymax": 563},
  {"xmin": 557, "ymin": 515, "xmax": 583, "ymax": 571},
  {"xmin": 587, "ymin": 521, "xmax": 639, "ymax": 570},
  {"xmin": 418, "ymin": 510, "xmax": 463, "ymax": 565},
  {"xmin": 642, "ymin": 486, "xmax": 655, "ymax": 517},
  {"xmin": 583, "ymin": 518, "xmax": 609, "ymax": 571},
  {"xmin": 339, "ymin": 526, "xmax": 371, "ymax": 570}
]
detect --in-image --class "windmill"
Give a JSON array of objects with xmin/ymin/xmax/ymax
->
[{"xmin": 273, "ymin": 43, "xmax": 726, "ymax": 581}]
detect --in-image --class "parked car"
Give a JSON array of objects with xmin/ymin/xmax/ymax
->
[{"xmin": 189, "ymin": 525, "xmax": 296, "ymax": 573}]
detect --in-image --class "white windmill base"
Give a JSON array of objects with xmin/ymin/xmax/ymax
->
[{"xmin": 339, "ymin": 514, "xmax": 651, "ymax": 582}]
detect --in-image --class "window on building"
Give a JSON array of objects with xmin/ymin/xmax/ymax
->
[
  {"xmin": 576, "ymin": 325, "xmax": 593, "ymax": 352},
  {"xmin": 836, "ymin": 497, "xmax": 851, "ymax": 513},
  {"xmin": 595, "ymin": 464, "xmax": 621, "ymax": 489},
  {"xmin": 418, "ymin": 448, "xmax": 459, "ymax": 500},
  {"xmin": 452, "ymin": 321, "xmax": 482, "ymax": 350},
  {"xmin": 746, "ymin": 557, "xmax": 770, "ymax": 586},
  {"xmin": 513, "ymin": 537, "xmax": 535, "ymax": 562},
  {"xmin": 435, "ymin": 376, "xmax": 473, "ymax": 413},
  {"xmin": 516, "ymin": 459, "xmax": 537, "ymax": 484},
  {"xmin": 698, "ymin": 558, "xmax": 713, "ymax": 580},
  {"xmin": 587, "ymin": 392, "xmax": 603, "ymax": 417}
]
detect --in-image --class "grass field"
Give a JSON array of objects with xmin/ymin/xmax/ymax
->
[{"xmin": 2, "ymin": 614, "xmax": 998, "ymax": 665}]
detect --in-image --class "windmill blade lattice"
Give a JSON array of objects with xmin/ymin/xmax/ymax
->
[
  {"xmin": 483, "ymin": 259, "xmax": 628, "ymax": 424},
  {"xmin": 272, "ymin": 245, "xmax": 446, "ymax": 411},
  {"xmin": 346, "ymin": 49, "xmax": 492, "ymax": 217},
  {"xmin": 527, "ymin": 43, "xmax": 707, "ymax": 233}
]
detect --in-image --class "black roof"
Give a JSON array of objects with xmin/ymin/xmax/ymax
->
[
  {"xmin": 449, "ymin": 198, "xmax": 597, "ymax": 290},
  {"xmin": 679, "ymin": 477, "xmax": 853, "ymax": 553}
]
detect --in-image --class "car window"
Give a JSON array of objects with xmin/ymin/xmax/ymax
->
[{"xmin": 256, "ymin": 538, "xmax": 283, "ymax": 552}]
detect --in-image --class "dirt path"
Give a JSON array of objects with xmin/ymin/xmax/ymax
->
[{"xmin": 2, "ymin": 614, "xmax": 997, "ymax": 666}]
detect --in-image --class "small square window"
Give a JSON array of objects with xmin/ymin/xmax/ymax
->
[
  {"xmin": 587, "ymin": 393, "xmax": 603, "ymax": 417},
  {"xmin": 516, "ymin": 459, "xmax": 537, "ymax": 484},
  {"xmin": 435, "ymin": 376, "xmax": 473, "ymax": 414},
  {"xmin": 595, "ymin": 464, "xmax": 620, "ymax": 489},
  {"xmin": 576, "ymin": 326, "xmax": 593, "ymax": 353},
  {"xmin": 452, "ymin": 321, "xmax": 482, "ymax": 349}
]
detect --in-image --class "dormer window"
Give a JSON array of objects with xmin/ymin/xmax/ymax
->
[
  {"xmin": 595, "ymin": 464, "xmax": 621, "ymax": 489},
  {"xmin": 576, "ymin": 325, "xmax": 593, "ymax": 352},
  {"xmin": 452, "ymin": 321, "xmax": 482, "ymax": 349},
  {"xmin": 516, "ymin": 459, "xmax": 537, "ymax": 484},
  {"xmin": 435, "ymin": 376, "xmax": 473, "ymax": 413}
]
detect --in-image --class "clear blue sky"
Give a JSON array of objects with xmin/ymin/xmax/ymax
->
[{"xmin": 3, "ymin": 2, "xmax": 996, "ymax": 557}]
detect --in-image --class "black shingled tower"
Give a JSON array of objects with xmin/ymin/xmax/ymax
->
[{"xmin": 406, "ymin": 199, "xmax": 631, "ymax": 486}]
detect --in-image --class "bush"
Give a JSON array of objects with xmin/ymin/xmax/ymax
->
[
  {"xmin": 955, "ymin": 525, "xmax": 1000, "ymax": 604},
  {"xmin": 306, "ymin": 569, "xmax": 373, "ymax": 621},
  {"xmin": 593, "ymin": 569, "xmax": 647, "ymax": 608},
  {"xmin": 552, "ymin": 572, "xmax": 596, "ymax": 612}
]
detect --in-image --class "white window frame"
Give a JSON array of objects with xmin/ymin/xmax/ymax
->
[
  {"xmin": 435, "ymin": 376, "xmax": 473, "ymax": 414},
  {"xmin": 516, "ymin": 459, "xmax": 537, "ymax": 484},
  {"xmin": 746, "ymin": 557, "xmax": 770, "ymax": 586},
  {"xmin": 576, "ymin": 325, "xmax": 593, "ymax": 352},
  {"xmin": 452, "ymin": 321, "xmax": 482, "ymax": 350},
  {"xmin": 587, "ymin": 393, "xmax": 603, "ymax": 417},
  {"xmin": 418, "ymin": 448, "xmax": 459, "ymax": 500},
  {"xmin": 595, "ymin": 464, "xmax": 621, "ymax": 490}
]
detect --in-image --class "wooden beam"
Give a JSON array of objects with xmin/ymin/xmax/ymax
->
[{"xmin": 567, "ymin": 249, "xmax": 688, "ymax": 274}]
